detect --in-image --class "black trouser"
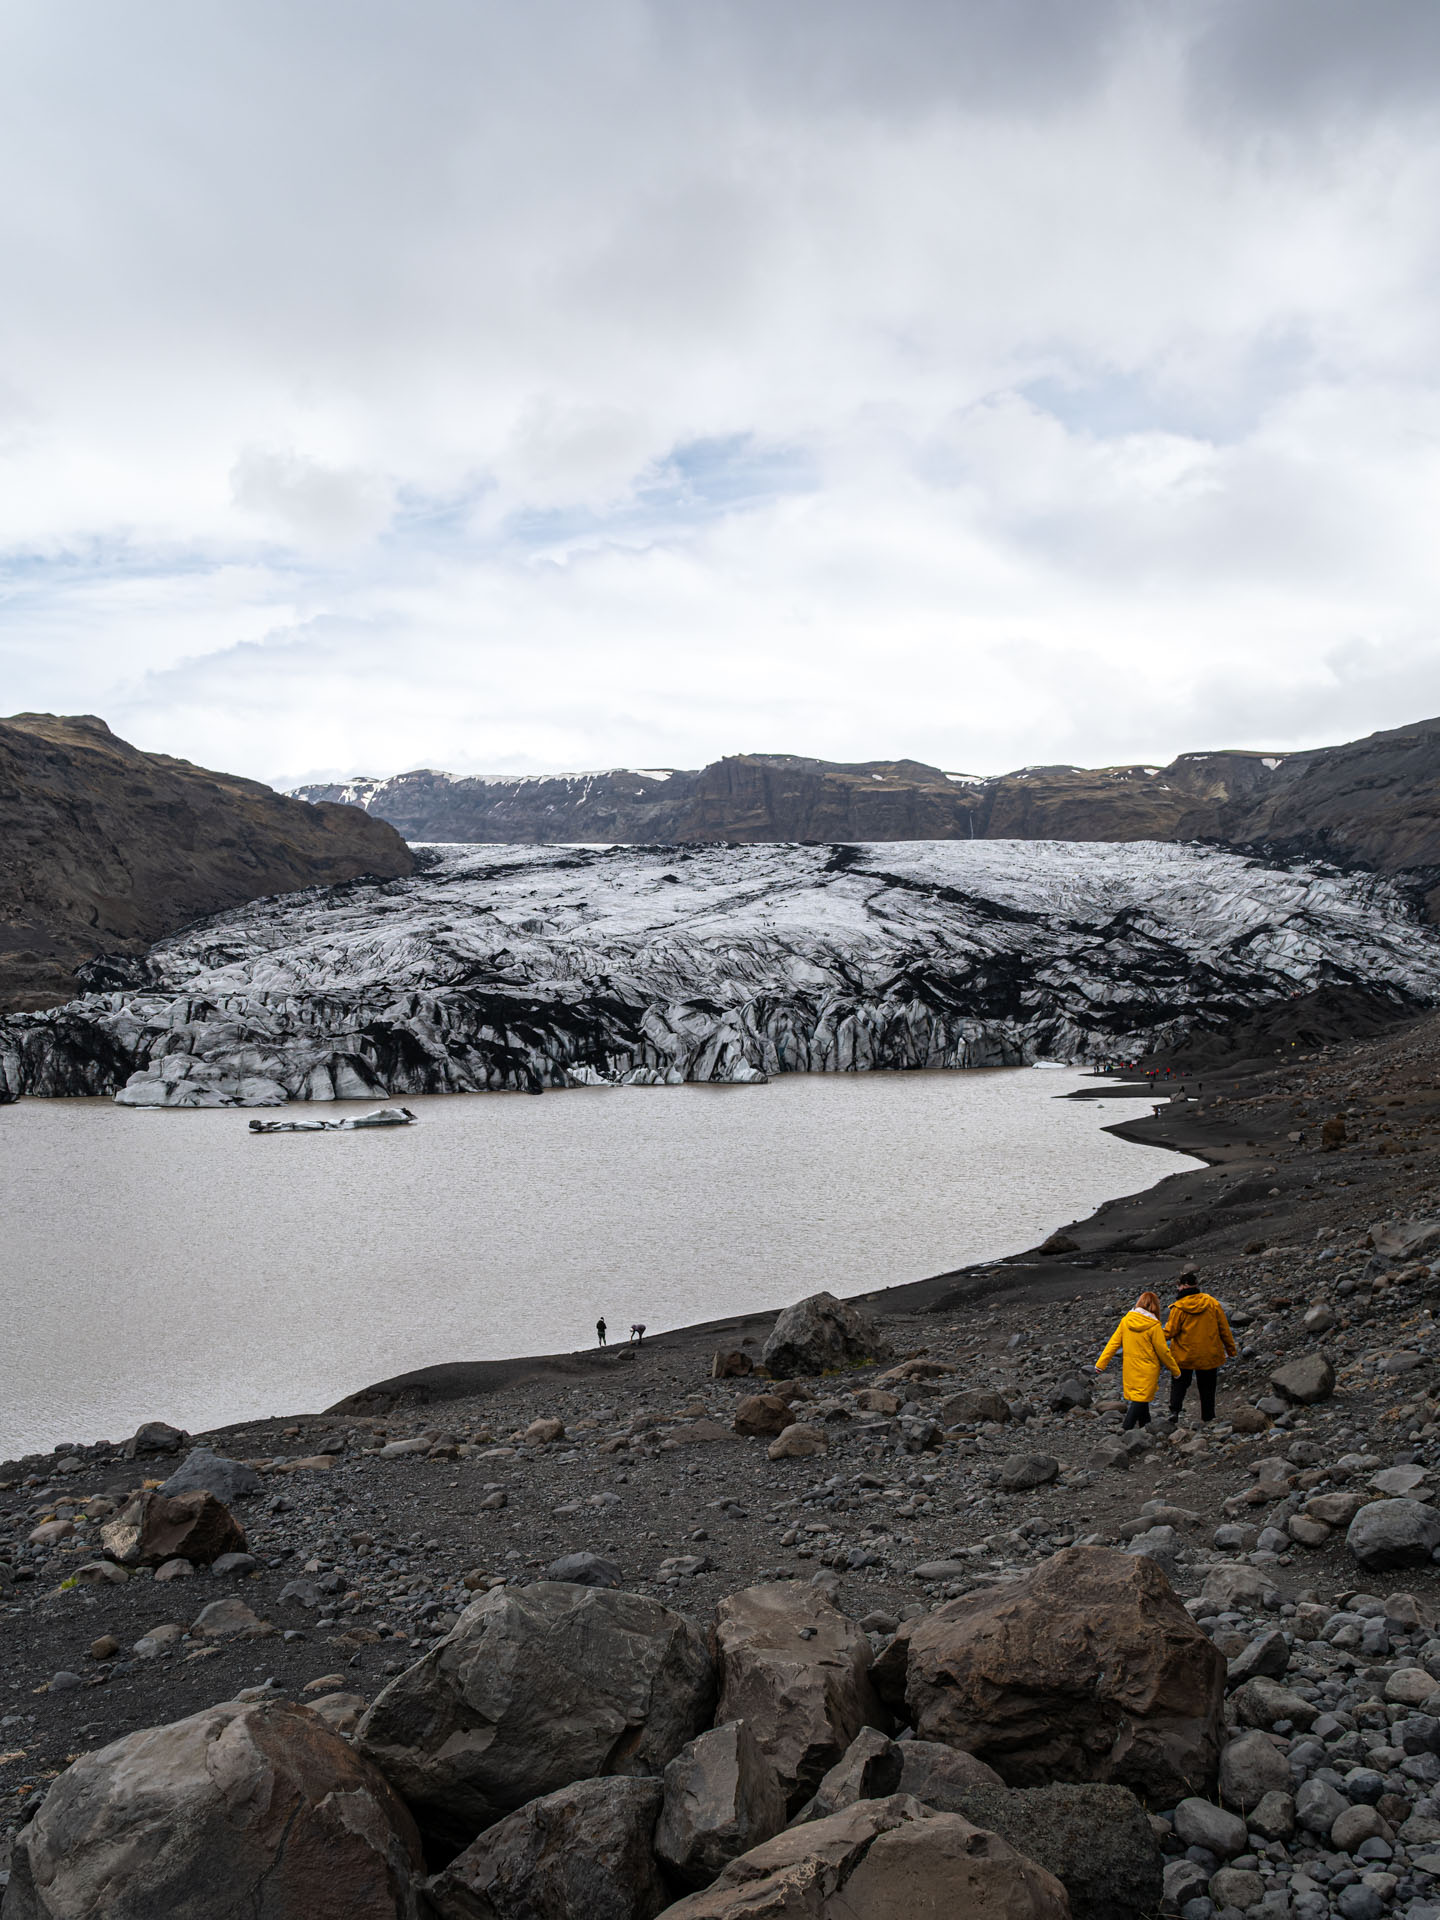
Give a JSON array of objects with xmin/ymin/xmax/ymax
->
[
  {"xmin": 1169, "ymin": 1368, "xmax": 1217, "ymax": 1421},
  {"xmin": 1121, "ymin": 1400, "xmax": 1151, "ymax": 1430}
]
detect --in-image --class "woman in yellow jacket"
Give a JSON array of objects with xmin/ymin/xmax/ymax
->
[
  {"xmin": 1163, "ymin": 1282, "xmax": 1237, "ymax": 1425},
  {"xmin": 1095, "ymin": 1291, "xmax": 1180, "ymax": 1430}
]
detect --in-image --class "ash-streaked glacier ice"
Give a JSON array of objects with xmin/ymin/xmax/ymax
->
[{"xmin": 2, "ymin": 840, "xmax": 1438, "ymax": 1106}]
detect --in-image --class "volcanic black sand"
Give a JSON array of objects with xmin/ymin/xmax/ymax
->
[{"xmin": 6, "ymin": 982, "xmax": 1440, "ymax": 1848}]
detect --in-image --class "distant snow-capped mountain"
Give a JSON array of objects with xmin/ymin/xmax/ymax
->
[{"xmin": 2, "ymin": 839, "xmax": 1437, "ymax": 1106}]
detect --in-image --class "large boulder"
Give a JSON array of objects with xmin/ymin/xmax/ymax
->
[
  {"xmin": 1347, "ymin": 1499, "xmax": 1440, "ymax": 1572},
  {"xmin": 713, "ymin": 1584, "xmax": 889, "ymax": 1813},
  {"xmin": 0, "ymin": 1698, "xmax": 423, "ymax": 1919},
  {"xmin": 871, "ymin": 1546, "xmax": 1224, "ymax": 1803},
  {"xmin": 656, "ymin": 1794, "xmax": 1069, "ymax": 1920},
  {"xmin": 1269, "ymin": 1355, "xmax": 1336, "ymax": 1405},
  {"xmin": 424, "ymin": 1776, "xmax": 667, "ymax": 1920},
  {"xmin": 655, "ymin": 1722, "xmax": 789, "ymax": 1889},
  {"xmin": 923, "ymin": 1782, "xmax": 1164, "ymax": 1920},
  {"xmin": 98, "ymin": 1488, "xmax": 247, "ymax": 1568},
  {"xmin": 1371, "ymin": 1217, "xmax": 1440, "ymax": 1262},
  {"xmin": 355, "ymin": 1582, "xmax": 714, "ymax": 1848},
  {"xmin": 732, "ymin": 1395, "xmax": 792, "ymax": 1439},
  {"xmin": 121, "ymin": 1420, "xmax": 187, "ymax": 1459},
  {"xmin": 159, "ymin": 1449, "xmax": 261, "ymax": 1505},
  {"xmin": 760, "ymin": 1292, "xmax": 893, "ymax": 1379}
]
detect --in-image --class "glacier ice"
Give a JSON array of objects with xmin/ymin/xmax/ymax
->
[{"xmin": 2, "ymin": 838, "xmax": 1438, "ymax": 1106}]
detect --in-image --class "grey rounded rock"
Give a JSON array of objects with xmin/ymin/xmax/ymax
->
[
  {"xmin": 1347, "ymin": 1500, "xmax": 1440, "ymax": 1573},
  {"xmin": 1220, "ymin": 1731, "xmax": 1293, "ymax": 1810},
  {"xmin": 1247, "ymin": 1791, "xmax": 1295, "ymax": 1842},
  {"xmin": 1296, "ymin": 1777, "xmax": 1348, "ymax": 1835},
  {"xmin": 1209, "ymin": 1867, "xmax": 1264, "ymax": 1911},
  {"xmin": 1331, "ymin": 1803, "xmax": 1391, "ymax": 1852},
  {"xmin": 1174, "ymin": 1797, "xmax": 1249, "ymax": 1859}
]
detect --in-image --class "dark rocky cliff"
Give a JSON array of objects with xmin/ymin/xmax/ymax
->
[
  {"xmin": 296, "ymin": 719, "xmax": 1440, "ymax": 893},
  {"xmin": 0, "ymin": 713, "xmax": 415, "ymax": 1013}
]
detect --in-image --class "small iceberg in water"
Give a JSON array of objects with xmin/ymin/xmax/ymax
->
[{"xmin": 248, "ymin": 1106, "xmax": 417, "ymax": 1135}]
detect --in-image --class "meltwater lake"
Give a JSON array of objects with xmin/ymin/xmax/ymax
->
[{"xmin": 0, "ymin": 1069, "xmax": 1196, "ymax": 1457}]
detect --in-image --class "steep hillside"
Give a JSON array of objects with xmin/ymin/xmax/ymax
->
[
  {"xmin": 0, "ymin": 713, "xmax": 415, "ymax": 1012},
  {"xmin": 295, "ymin": 720, "xmax": 1440, "ymax": 892}
]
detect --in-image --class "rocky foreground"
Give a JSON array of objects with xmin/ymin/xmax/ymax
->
[{"xmin": 10, "ymin": 1014, "xmax": 1440, "ymax": 1913}]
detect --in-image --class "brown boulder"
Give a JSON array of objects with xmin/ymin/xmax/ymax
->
[
  {"xmin": 767, "ymin": 1423, "xmax": 827, "ymax": 1460},
  {"xmin": 871, "ymin": 1546, "xmax": 1224, "ymax": 1802},
  {"xmin": 656, "ymin": 1794, "xmax": 1070, "ymax": 1920},
  {"xmin": 710, "ymin": 1351, "xmax": 753, "ymax": 1379},
  {"xmin": 852, "ymin": 1388, "xmax": 901, "ymax": 1415},
  {"xmin": 732, "ymin": 1394, "xmax": 792, "ymax": 1439},
  {"xmin": 713, "ymin": 1584, "xmax": 889, "ymax": 1813},
  {"xmin": 425, "ymin": 1776, "xmax": 667, "ymax": 1920},
  {"xmin": 1, "ymin": 1698, "xmax": 423, "ymax": 1919},
  {"xmin": 98, "ymin": 1487, "xmax": 246, "ymax": 1568},
  {"xmin": 655, "ymin": 1721, "xmax": 789, "ymax": 1889}
]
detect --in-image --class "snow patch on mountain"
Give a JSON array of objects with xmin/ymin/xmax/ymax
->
[{"xmin": 2, "ymin": 840, "xmax": 1437, "ymax": 1106}]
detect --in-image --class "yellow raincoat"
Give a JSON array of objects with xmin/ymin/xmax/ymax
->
[
  {"xmin": 1164, "ymin": 1292, "xmax": 1237, "ymax": 1371},
  {"xmin": 1096, "ymin": 1309, "xmax": 1179, "ymax": 1402}
]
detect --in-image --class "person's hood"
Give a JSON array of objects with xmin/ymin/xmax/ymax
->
[
  {"xmin": 1122, "ymin": 1309, "xmax": 1159, "ymax": 1330},
  {"xmin": 1170, "ymin": 1292, "xmax": 1220, "ymax": 1320}
]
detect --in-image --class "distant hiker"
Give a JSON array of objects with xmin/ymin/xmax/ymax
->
[
  {"xmin": 1095, "ymin": 1290, "xmax": 1179, "ymax": 1430},
  {"xmin": 630, "ymin": 1323, "xmax": 646, "ymax": 1346},
  {"xmin": 596, "ymin": 1317, "xmax": 607, "ymax": 1347},
  {"xmin": 1163, "ymin": 1281, "xmax": 1236, "ymax": 1424}
]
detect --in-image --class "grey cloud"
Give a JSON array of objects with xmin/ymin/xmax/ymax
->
[
  {"xmin": 3, "ymin": 1, "xmax": 1440, "ymax": 783},
  {"xmin": 1185, "ymin": 0, "xmax": 1440, "ymax": 125}
]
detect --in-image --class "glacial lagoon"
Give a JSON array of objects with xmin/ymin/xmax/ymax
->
[{"xmin": 0, "ymin": 1069, "xmax": 1198, "ymax": 1456}]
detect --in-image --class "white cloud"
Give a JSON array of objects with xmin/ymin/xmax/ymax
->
[{"xmin": 3, "ymin": 1, "xmax": 1440, "ymax": 782}]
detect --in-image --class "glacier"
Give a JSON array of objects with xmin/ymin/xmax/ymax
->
[{"xmin": 2, "ymin": 839, "xmax": 1439, "ymax": 1106}]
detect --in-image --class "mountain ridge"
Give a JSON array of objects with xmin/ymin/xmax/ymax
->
[
  {"xmin": 0, "ymin": 712, "xmax": 416, "ymax": 1013},
  {"xmin": 292, "ymin": 717, "xmax": 1440, "ymax": 906}
]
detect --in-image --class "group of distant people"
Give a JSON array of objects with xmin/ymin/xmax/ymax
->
[
  {"xmin": 595, "ymin": 1318, "xmax": 645, "ymax": 1348},
  {"xmin": 1095, "ymin": 1278, "xmax": 1237, "ymax": 1428}
]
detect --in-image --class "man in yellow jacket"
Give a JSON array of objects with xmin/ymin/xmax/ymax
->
[
  {"xmin": 1095, "ymin": 1291, "xmax": 1180, "ymax": 1430},
  {"xmin": 1163, "ymin": 1279, "xmax": 1237, "ymax": 1425}
]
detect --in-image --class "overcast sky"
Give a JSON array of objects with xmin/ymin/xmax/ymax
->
[{"xmin": 3, "ymin": 1, "xmax": 1440, "ymax": 788}]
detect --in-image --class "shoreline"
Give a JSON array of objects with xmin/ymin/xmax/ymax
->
[{"xmin": 327, "ymin": 989, "xmax": 1435, "ymax": 1417}]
